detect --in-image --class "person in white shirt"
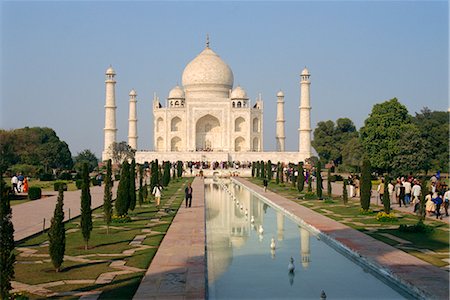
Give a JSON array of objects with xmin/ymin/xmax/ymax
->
[
  {"xmin": 402, "ymin": 179, "xmax": 412, "ymax": 205},
  {"xmin": 152, "ymin": 184, "xmax": 162, "ymax": 207},
  {"xmin": 411, "ymin": 180, "xmax": 422, "ymax": 213},
  {"xmin": 388, "ymin": 180, "xmax": 395, "ymax": 203},
  {"xmin": 11, "ymin": 175, "xmax": 19, "ymax": 193}
]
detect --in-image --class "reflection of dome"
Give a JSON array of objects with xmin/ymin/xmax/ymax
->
[
  {"xmin": 182, "ymin": 47, "xmax": 234, "ymax": 89},
  {"xmin": 208, "ymin": 235, "xmax": 233, "ymax": 283},
  {"xmin": 168, "ymin": 85, "xmax": 185, "ymax": 99},
  {"xmin": 231, "ymin": 86, "xmax": 248, "ymax": 100}
]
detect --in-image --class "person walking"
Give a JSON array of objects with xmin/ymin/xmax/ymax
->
[
  {"xmin": 403, "ymin": 178, "xmax": 412, "ymax": 206},
  {"xmin": 185, "ymin": 182, "xmax": 193, "ymax": 207},
  {"xmin": 433, "ymin": 194, "xmax": 443, "ymax": 220},
  {"xmin": 399, "ymin": 182, "xmax": 406, "ymax": 207},
  {"xmin": 11, "ymin": 174, "xmax": 19, "ymax": 194},
  {"xmin": 443, "ymin": 188, "xmax": 450, "ymax": 217},
  {"xmin": 263, "ymin": 178, "xmax": 268, "ymax": 192},
  {"xmin": 411, "ymin": 180, "xmax": 422, "ymax": 213},
  {"xmin": 152, "ymin": 183, "xmax": 163, "ymax": 208},
  {"xmin": 377, "ymin": 178, "xmax": 385, "ymax": 204}
]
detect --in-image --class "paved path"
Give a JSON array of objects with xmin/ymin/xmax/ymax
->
[
  {"xmin": 133, "ymin": 177, "xmax": 205, "ymax": 300},
  {"xmin": 236, "ymin": 177, "xmax": 449, "ymax": 300},
  {"xmin": 12, "ymin": 185, "xmax": 117, "ymax": 242}
]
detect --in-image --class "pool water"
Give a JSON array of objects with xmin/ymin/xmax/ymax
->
[{"xmin": 205, "ymin": 179, "xmax": 406, "ymax": 299}]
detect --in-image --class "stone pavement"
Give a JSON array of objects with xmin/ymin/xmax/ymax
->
[
  {"xmin": 235, "ymin": 177, "xmax": 449, "ymax": 300},
  {"xmin": 133, "ymin": 177, "xmax": 205, "ymax": 300},
  {"xmin": 12, "ymin": 185, "xmax": 117, "ymax": 242}
]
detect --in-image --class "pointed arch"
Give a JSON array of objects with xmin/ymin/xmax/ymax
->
[
  {"xmin": 156, "ymin": 117, "xmax": 164, "ymax": 133},
  {"xmin": 252, "ymin": 137, "xmax": 260, "ymax": 151},
  {"xmin": 235, "ymin": 117, "xmax": 245, "ymax": 132},
  {"xmin": 156, "ymin": 137, "xmax": 164, "ymax": 151},
  {"xmin": 252, "ymin": 117, "xmax": 260, "ymax": 133},
  {"xmin": 235, "ymin": 137, "xmax": 245, "ymax": 152},
  {"xmin": 171, "ymin": 136, "xmax": 182, "ymax": 151},
  {"xmin": 171, "ymin": 116, "xmax": 182, "ymax": 132}
]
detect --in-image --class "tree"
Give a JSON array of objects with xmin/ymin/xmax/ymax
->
[
  {"xmin": 297, "ymin": 162, "xmax": 305, "ymax": 192},
  {"xmin": 316, "ymin": 162, "xmax": 323, "ymax": 199},
  {"xmin": 110, "ymin": 141, "xmax": 135, "ymax": 165},
  {"xmin": 103, "ymin": 159, "xmax": 113, "ymax": 234},
  {"xmin": 267, "ymin": 160, "xmax": 272, "ymax": 181},
  {"xmin": 48, "ymin": 187, "xmax": 65, "ymax": 272},
  {"xmin": 261, "ymin": 161, "xmax": 266, "ymax": 179},
  {"xmin": 327, "ymin": 168, "xmax": 332, "ymax": 198},
  {"xmin": 312, "ymin": 118, "xmax": 358, "ymax": 165},
  {"xmin": 360, "ymin": 98, "xmax": 414, "ymax": 174},
  {"xmin": 0, "ymin": 130, "xmax": 18, "ymax": 174},
  {"xmin": 80, "ymin": 163, "xmax": 93, "ymax": 250},
  {"xmin": 342, "ymin": 179, "xmax": 348, "ymax": 205},
  {"xmin": 129, "ymin": 159, "xmax": 137, "ymax": 211},
  {"xmin": 360, "ymin": 159, "xmax": 372, "ymax": 211},
  {"xmin": 74, "ymin": 149, "xmax": 98, "ymax": 173},
  {"xmin": 150, "ymin": 160, "xmax": 158, "ymax": 191},
  {"xmin": 382, "ymin": 177, "xmax": 390, "ymax": 214},
  {"xmin": 251, "ymin": 163, "xmax": 255, "ymax": 177},
  {"xmin": 138, "ymin": 165, "xmax": 144, "ymax": 208},
  {"xmin": 0, "ymin": 175, "xmax": 15, "ymax": 299},
  {"xmin": 413, "ymin": 108, "xmax": 449, "ymax": 172},
  {"xmin": 276, "ymin": 162, "xmax": 280, "ymax": 184},
  {"xmin": 177, "ymin": 161, "xmax": 183, "ymax": 178},
  {"xmin": 341, "ymin": 137, "xmax": 364, "ymax": 173},
  {"xmin": 116, "ymin": 161, "xmax": 130, "ymax": 216},
  {"xmin": 307, "ymin": 174, "xmax": 312, "ymax": 192},
  {"xmin": 163, "ymin": 161, "xmax": 171, "ymax": 187}
]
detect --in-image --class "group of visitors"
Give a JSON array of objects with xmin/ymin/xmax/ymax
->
[
  {"xmin": 10, "ymin": 173, "xmax": 29, "ymax": 194},
  {"xmin": 376, "ymin": 175, "xmax": 449, "ymax": 219}
]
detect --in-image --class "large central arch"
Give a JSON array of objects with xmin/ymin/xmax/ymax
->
[{"xmin": 196, "ymin": 114, "xmax": 221, "ymax": 151}]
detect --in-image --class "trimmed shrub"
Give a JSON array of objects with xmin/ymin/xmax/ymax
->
[
  {"xmin": 329, "ymin": 174, "xmax": 343, "ymax": 182},
  {"xmin": 399, "ymin": 220, "xmax": 434, "ymax": 233},
  {"xmin": 28, "ymin": 187, "xmax": 42, "ymax": 200},
  {"xmin": 53, "ymin": 182, "xmax": 68, "ymax": 191},
  {"xmin": 360, "ymin": 159, "xmax": 372, "ymax": 211},
  {"xmin": 375, "ymin": 212, "xmax": 397, "ymax": 222},
  {"xmin": 58, "ymin": 172, "xmax": 72, "ymax": 180},
  {"xmin": 75, "ymin": 180, "xmax": 83, "ymax": 189},
  {"xmin": 39, "ymin": 173, "xmax": 53, "ymax": 181}
]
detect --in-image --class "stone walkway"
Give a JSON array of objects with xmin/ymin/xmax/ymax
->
[
  {"xmin": 12, "ymin": 185, "xmax": 118, "ymax": 242},
  {"xmin": 235, "ymin": 177, "xmax": 449, "ymax": 300},
  {"xmin": 133, "ymin": 177, "xmax": 205, "ymax": 300}
]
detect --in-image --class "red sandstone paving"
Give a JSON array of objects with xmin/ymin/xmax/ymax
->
[
  {"xmin": 236, "ymin": 177, "xmax": 449, "ymax": 300},
  {"xmin": 133, "ymin": 177, "xmax": 205, "ymax": 300}
]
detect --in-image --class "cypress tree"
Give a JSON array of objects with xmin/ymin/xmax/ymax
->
[
  {"xmin": 316, "ymin": 162, "xmax": 323, "ymax": 199},
  {"xmin": 267, "ymin": 160, "xmax": 272, "ymax": 181},
  {"xmin": 116, "ymin": 161, "xmax": 130, "ymax": 216},
  {"xmin": 343, "ymin": 179, "xmax": 348, "ymax": 205},
  {"xmin": 327, "ymin": 168, "xmax": 332, "ymax": 198},
  {"xmin": 307, "ymin": 172, "xmax": 312, "ymax": 192},
  {"xmin": 276, "ymin": 162, "xmax": 280, "ymax": 184},
  {"xmin": 80, "ymin": 162, "xmax": 93, "ymax": 250},
  {"xmin": 297, "ymin": 162, "xmax": 305, "ymax": 192},
  {"xmin": 48, "ymin": 187, "xmax": 65, "ymax": 272},
  {"xmin": 255, "ymin": 161, "xmax": 260, "ymax": 178},
  {"xmin": 0, "ymin": 175, "xmax": 15, "ymax": 299},
  {"xmin": 103, "ymin": 159, "xmax": 113, "ymax": 233},
  {"xmin": 419, "ymin": 181, "xmax": 428, "ymax": 222},
  {"xmin": 280, "ymin": 163, "xmax": 284, "ymax": 183},
  {"xmin": 382, "ymin": 177, "xmax": 390, "ymax": 214},
  {"xmin": 150, "ymin": 160, "xmax": 158, "ymax": 191},
  {"xmin": 177, "ymin": 161, "xmax": 183, "ymax": 178},
  {"xmin": 261, "ymin": 161, "xmax": 266, "ymax": 179},
  {"xmin": 163, "ymin": 161, "xmax": 171, "ymax": 186},
  {"xmin": 360, "ymin": 158, "xmax": 372, "ymax": 211},
  {"xmin": 251, "ymin": 162, "xmax": 255, "ymax": 177},
  {"xmin": 138, "ymin": 165, "xmax": 144, "ymax": 207},
  {"xmin": 129, "ymin": 159, "xmax": 137, "ymax": 211}
]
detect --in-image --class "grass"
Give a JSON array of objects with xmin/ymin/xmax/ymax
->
[
  {"xmin": 29, "ymin": 180, "xmax": 78, "ymax": 192},
  {"xmin": 14, "ymin": 176, "xmax": 193, "ymax": 299},
  {"xmin": 248, "ymin": 177, "xmax": 450, "ymax": 268}
]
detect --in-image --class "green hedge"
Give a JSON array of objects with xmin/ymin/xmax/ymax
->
[
  {"xmin": 39, "ymin": 173, "xmax": 54, "ymax": 181},
  {"xmin": 53, "ymin": 182, "xmax": 68, "ymax": 191},
  {"xmin": 58, "ymin": 172, "xmax": 72, "ymax": 180},
  {"xmin": 75, "ymin": 180, "xmax": 83, "ymax": 189},
  {"xmin": 28, "ymin": 187, "xmax": 42, "ymax": 200}
]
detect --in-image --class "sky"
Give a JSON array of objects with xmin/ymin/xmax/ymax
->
[{"xmin": 1, "ymin": 0, "xmax": 448, "ymax": 158}]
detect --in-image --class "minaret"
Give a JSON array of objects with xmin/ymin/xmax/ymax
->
[
  {"xmin": 299, "ymin": 67, "xmax": 312, "ymax": 159},
  {"xmin": 128, "ymin": 89, "xmax": 138, "ymax": 150},
  {"xmin": 276, "ymin": 90, "xmax": 286, "ymax": 152},
  {"xmin": 300, "ymin": 226, "xmax": 311, "ymax": 269},
  {"xmin": 102, "ymin": 66, "xmax": 117, "ymax": 161}
]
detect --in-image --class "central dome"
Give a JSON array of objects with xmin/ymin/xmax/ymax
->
[{"xmin": 182, "ymin": 47, "xmax": 234, "ymax": 89}]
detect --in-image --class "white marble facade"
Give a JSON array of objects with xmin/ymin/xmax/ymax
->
[{"xmin": 102, "ymin": 40, "xmax": 312, "ymax": 164}]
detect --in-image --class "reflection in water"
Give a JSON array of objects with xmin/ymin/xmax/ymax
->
[{"xmin": 206, "ymin": 179, "xmax": 406, "ymax": 299}]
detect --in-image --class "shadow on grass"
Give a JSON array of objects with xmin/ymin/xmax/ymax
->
[{"xmin": 60, "ymin": 261, "xmax": 106, "ymax": 273}]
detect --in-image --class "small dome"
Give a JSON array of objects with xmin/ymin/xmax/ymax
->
[
  {"xmin": 168, "ymin": 85, "xmax": 185, "ymax": 99},
  {"xmin": 182, "ymin": 47, "xmax": 234, "ymax": 89},
  {"xmin": 231, "ymin": 86, "xmax": 248, "ymax": 99},
  {"xmin": 277, "ymin": 90, "xmax": 284, "ymax": 97},
  {"xmin": 301, "ymin": 67, "xmax": 310, "ymax": 75},
  {"xmin": 106, "ymin": 66, "xmax": 115, "ymax": 75},
  {"xmin": 129, "ymin": 89, "xmax": 137, "ymax": 96}
]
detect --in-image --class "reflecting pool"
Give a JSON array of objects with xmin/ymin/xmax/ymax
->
[{"xmin": 205, "ymin": 178, "xmax": 407, "ymax": 299}]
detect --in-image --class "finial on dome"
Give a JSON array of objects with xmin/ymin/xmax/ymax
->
[{"xmin": 206, "ymin": 34, "xmax": 210, "ymax": 48}]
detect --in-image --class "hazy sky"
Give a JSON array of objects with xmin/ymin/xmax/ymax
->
[{"xmin": 1, "ymin": 1, "xmax": 448, "ymax": 157}]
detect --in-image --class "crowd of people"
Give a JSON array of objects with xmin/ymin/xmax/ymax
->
[{"xmin": 10, "ymin": 173, "xmax": 29, "ymax": 194}]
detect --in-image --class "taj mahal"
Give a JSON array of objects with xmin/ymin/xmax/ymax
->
[{"xmin": 102, "ymin": 38, "xmax": 313, "ymax": 164}]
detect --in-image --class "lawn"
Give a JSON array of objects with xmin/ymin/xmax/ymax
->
[
  {"xmin": 248, "ymin": 177, "xmax": 450, "ymax": 268},
  {"xmin": 13, "ymin": 177, "xmax": 193, "ymax": 299}
]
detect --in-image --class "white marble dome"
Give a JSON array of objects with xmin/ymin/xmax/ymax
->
[
  {"xmin": 231, "ymin": 86, "xmax": 248, "ymax": 99},
  {"xmin": 106, "ymin": 66, "xmax": 115, "ymax": 75},
  {"xmin": 168, "ymin": 85, "xmax": 185, "ymax": 99},
  {"xmin": 182, "ymin": 47, "xmax": 234, "ymax": 89}
]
